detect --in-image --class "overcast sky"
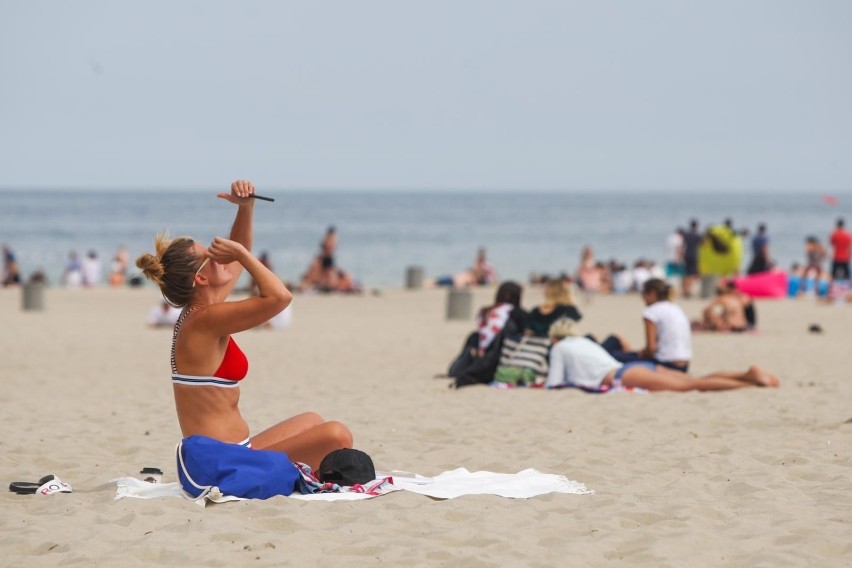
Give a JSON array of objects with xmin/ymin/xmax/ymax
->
[{"xmin": 1, "ymin": 1, "xmax": 851, "ymax": 191}]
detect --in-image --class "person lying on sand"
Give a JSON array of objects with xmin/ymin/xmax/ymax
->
[
  {"xmin": 426, "ymin": 247, "xmax": 498, "ymax": 288},
  {"xmin": 546, "ymin": 318, "xmax": 779, "ymax": 392}
]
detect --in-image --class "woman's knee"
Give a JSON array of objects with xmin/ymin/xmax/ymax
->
[
  {"xmin": 323, "ymin": 421, "xmax": 353, "ymax": 448},
  {"xmin": 295, "ymin": 411, "xmax": 325, "ymax": 426}
]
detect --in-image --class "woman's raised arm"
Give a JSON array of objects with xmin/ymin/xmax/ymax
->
[{"xmin": 216, "ymin": 179, "xmax": 257, "ymax": 291}]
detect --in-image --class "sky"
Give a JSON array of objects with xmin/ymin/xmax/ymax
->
[{"xmin": 1, "ymin": 1, "xmax": 851, "ymax": 191}]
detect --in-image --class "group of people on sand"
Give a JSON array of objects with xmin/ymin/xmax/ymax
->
[
  {"xmin": 5, "ymin": 226, "xmax": 363, "ymax": 296},
  {"xmin": 61, "ymin": 247, "xmax": 130, "ymax": 288},
  {"xmin": 7, "ymin": 179, "xmax": 783, "ymax": 500},
  {"xmin": 666, "ymin": 216, "xmax": 852, "ymax": 301},
  {"xmin": 296, "ymin": 226, "xmax": 362, "ymax": 294},
  {"xmin": 449, "ymin": 276, "xmax": 779, "ymax": 393},
  {"xmin": 2, "ymin": 244, "xmax": 133, "ymax": 288},
  {"xmin": 574, "ymin": 246, "xmax": 664, "ymax": 300},
  {"xmin": 788, "ymin": 217, "xmax": 852, "ymax": 288},
  {"xmin": 788, "ymin": 218, "xmax": 852, "ymax": 302},
  {"xmin": 5, "ymin": 176, "xmax": 783, "ymax": 505},
  {"xmin": 539, "ymin": 216, "xmax": 852, "ymax": 310}
]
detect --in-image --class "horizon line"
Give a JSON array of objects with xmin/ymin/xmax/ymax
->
[{"xmin": 1, "ymin": 185, "xmax": 850, "ymax": 194}]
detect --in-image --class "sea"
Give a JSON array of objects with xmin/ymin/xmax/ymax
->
[{"xmin": 0, "ymin": 189, "xmax": 848, "ymax": 288}]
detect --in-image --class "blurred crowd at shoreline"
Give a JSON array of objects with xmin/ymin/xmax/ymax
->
[
  {"xmin": 3, "ymin": 216, "xmax": 851, "ymax": 304},
  {"xmin": 526, "ymin": 216, "xmax": 852, "ymax": 303}
]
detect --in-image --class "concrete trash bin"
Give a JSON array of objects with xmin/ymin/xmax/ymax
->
[
  {"xmin": 405, "ymin": 266, "xmax": 424, "ymax": 289},
  {"xmin": 446, "ymin": 288, "xmax": 473, "ymax": 320},
  {"xmin": 22, "ymin": 281, "xmax": 45, "ymax": 311},
  {"xmin": 700, "ymin": 275, "xmax": 719, "ymax": 299}
]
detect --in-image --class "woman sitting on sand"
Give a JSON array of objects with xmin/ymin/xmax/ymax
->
[
  {"xmin": 545, "ymin": 318, "xmax": 779, "ymax": 391},
  {"xmin": 476, "ymin": 281, "xmax": 528, "ymax": 355},
  {"xmin": 136, "ymin": 180, "xmax": 352, "ymax": 469},
  {"xmin": 525, "ymin": 279, "xmax": 582, "ymax": 338},
  {"xmin": 692, "ymin": 281, "xmax": 754, "ymax": 332},
  {"xmin": 601, "ymin": 278, "xmax": 693, "ymax": 373},
  {"xmin": 447, "ymin": 281, "xmax": 528, "ymax": 387}
]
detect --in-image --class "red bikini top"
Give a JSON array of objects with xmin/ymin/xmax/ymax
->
[{"xmin": 213, "ymin": 337, "xmax": 249, "ymax": 381}]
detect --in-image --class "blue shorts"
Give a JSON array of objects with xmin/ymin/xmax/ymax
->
[{"xmin": 614, "ymin": 361, "xmax": 657, "ymax": 381}]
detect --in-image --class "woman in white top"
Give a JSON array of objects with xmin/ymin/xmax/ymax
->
[
  {"xmin": 546, "ymin": 318, "xmax": 779, "ymax": 391},
  {"xmin": 637, "ymin": 278, "xmax": 692, "ymax": 372},
  {"xmin": 596, "ymin": 278, "xmax": 692, "ymax": 371}
]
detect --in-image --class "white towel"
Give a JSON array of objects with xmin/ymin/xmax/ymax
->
[
  {"xmin": 387, "ymin": 468, "xmax": 591, "ymax": 500},
  {"xmin": 113, "ymin": 468, "xmax": 591, "ymax": 506}
]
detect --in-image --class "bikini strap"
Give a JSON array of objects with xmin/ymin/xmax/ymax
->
[{"xmin": 170, "ymin": 306, "xmax": 196, "ymax": 374}]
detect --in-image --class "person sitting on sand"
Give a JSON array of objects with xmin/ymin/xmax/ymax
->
[
  {"xmin": 108, "ymin": 245, "xmax": 129, "ymax": 287},
  {"xmin": 447, "ymin": 281, "xmax": 528, "ymax": 387},
  {"xmin": 471, "ymin": 247, "xmax": 498, "ymax": 286},
  {"xmin": 545, "ymin": 318, "xmax": 779, "ymax": 392},
  {"xmin": 298, "ymin": 226, "xmax": 334, "ymax": 292},
  {"xmin": 135, "ymin": 180, "xmax": 352, "ymax": 469},
  {"xmin": 599, "ymin": 278, "xmax": 692, "ymax": 372},
  {"xmin": 334, "ymin": 268, "xmax": 362, "ymax": 294},
  {"xmin": 2, "ymin": 245, "xmax": 22, "ymax": 287},
  {"xmin": 525, "ymin": 279, "xmax": 582, "ymax": 338},
  {"xmin": 576, "ymin": 246, "xmax": 602, "ymax": 302},
  {"xmin": 476, "ymin": 281, "xmax": 528, "ymax": 355},
  {"xmin": 693, "ymin": 281, "xmax": 753, "ymax": 332},
  {"xmin": 428, "ymin": 247, "xmax": 498, "ymax": 288},
  {"xmin": 62, "ymin": 250, "xmax": 84, "ymax": 287},
  {"xmin": 146, "ymin": 300, "xmax": 182, "ymax": 328}
]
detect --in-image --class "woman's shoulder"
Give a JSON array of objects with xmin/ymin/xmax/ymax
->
[
  {"xmin": 554, "ymin": 303, "xmax": 582, "ymax": 319},
  {"xmin": 511, "ymin": 305, "xmax": 529, "ymax": 316},
  {"xmin": 645, "ymin": 300, "xmax": 686, "ymax": 318}
]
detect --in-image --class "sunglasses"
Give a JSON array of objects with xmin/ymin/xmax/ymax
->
[{"xmin": 192, "ymin": 257, "xmax": 210, "ymax": 288}]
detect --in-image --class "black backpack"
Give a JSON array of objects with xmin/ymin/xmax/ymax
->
[{"xmin": 447, "ymin": 318, "xmax": 522, "ymax": 389}]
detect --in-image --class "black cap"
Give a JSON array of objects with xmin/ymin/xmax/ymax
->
[{"xmin": 318, "ymin": 449, "xmax": 375, "ymax": 486}]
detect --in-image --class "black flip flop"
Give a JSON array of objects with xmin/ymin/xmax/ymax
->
[{"xmin": 9, "ymin": 475, "xmax": 55, "ymax": 495}]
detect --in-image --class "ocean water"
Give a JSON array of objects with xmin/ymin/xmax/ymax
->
[{"xmin": 0, "ymin": 189, "xmax": 848, "ymax": 288}]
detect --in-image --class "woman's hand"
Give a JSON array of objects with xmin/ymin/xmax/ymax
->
[
  {"xmin": 207, "ymin": 237, "xmax": 248, "ymax": 265},
  {"xmin": 217, "ymin": 179, "xmax": 256, "ymax": 206}
]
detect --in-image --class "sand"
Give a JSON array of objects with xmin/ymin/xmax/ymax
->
[{"xmin": 1, "ymin": 284, "xmax": 851, "ymax": 567}]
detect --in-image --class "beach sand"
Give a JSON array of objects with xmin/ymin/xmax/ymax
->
[{"xmin": 1, "ymin": 285, "xmax": 850, "ymax": 567}]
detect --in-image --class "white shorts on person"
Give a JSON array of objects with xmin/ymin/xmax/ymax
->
[
  {"xmin": 546, "ymin": 337, "xmax": 622, "ymax": 390},
  {"xmin": 642, "ymin": 301, "xmax": 692, "ymax": 362}
]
